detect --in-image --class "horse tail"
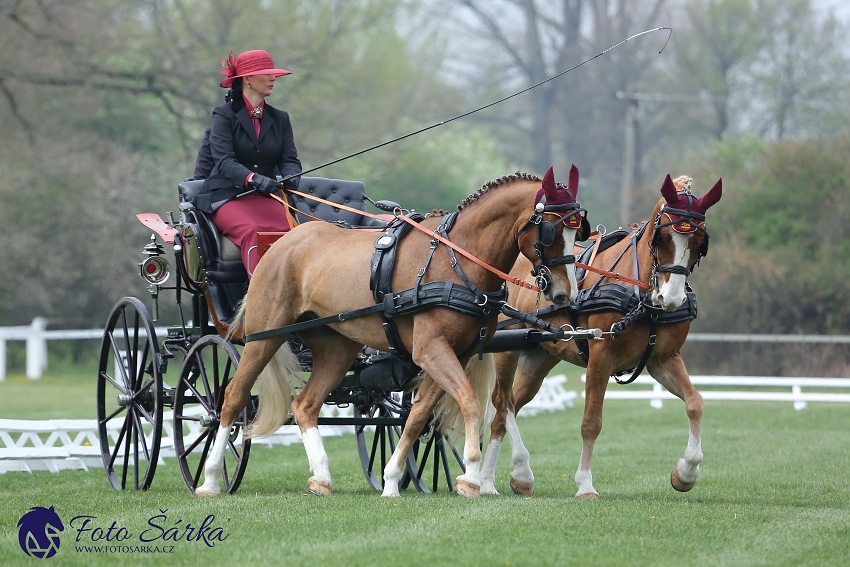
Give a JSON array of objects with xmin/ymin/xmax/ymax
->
[
  {"xmin": 245, "ymin": 341, "xmax": 302, "ymax": 440},
  {"xmin": 225, "ymin": 298, "xmax": 248, "ymax": 341},
  {"xmin": 434, "ymin": 353, "xmax": 497, "ymax": 445}
]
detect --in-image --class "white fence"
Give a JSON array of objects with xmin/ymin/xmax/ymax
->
[
  {"xmin": 4, "ymin": 318, "xmax": 850, "ymax": 381},
  {"xmin": 0, "ymin": 378, "xmax": 573, "ymax": 474},
  {"xmin": 0, "ymin": 318, "xmax": 168, "ymax": 380},
  {"xmin": 582, "ymin": 374, "xmax": 850, "ymax": 410}
]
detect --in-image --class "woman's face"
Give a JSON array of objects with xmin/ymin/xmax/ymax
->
[{"xmin": 244, "ymin": 74, "xmax": 276, "ymax": 98}]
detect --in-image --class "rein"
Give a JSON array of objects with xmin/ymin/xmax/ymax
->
[{"xmin": 277, "ymin": 189, "xmax": 541, "ymax": 291}]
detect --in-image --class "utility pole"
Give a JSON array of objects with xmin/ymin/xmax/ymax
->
[{"xmin": 615, "ymin": 91, "xmax": 727, "ymax": 225}]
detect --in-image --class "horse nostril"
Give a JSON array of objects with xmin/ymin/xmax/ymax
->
[{"xmin": 553, "ymin": 294, "xmax": 568, "ymax": 305}]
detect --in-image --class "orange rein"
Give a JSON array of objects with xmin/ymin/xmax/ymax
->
[{"xmin": 272, "ymin": 189, "xmax": 650, "ymax": 292}]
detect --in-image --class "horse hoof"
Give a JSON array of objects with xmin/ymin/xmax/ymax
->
[
  {"xmin": 307, "ymin": 478, "xmax": 333, "ymax": 496},
  {"xmin": 194, "ymin": 487, "xmax": 220, "ymax": 498},
  {"xmin": 455, "ymin": 479, "xmax": 481, "ymax": 498},
  {"xmin": 480, "ymin": 480, "xmax": 499, "ymax": 496},
  {"xmin": 670, "ymin": 467, "xmax": 696, "ymax": 492},
  {"xmin": 510, "ymin": 477, "xmax": 534, "ymax": 496},
  {"xmin": 575, "ymin": 492, "xmax": 599, "ymax": 500}
]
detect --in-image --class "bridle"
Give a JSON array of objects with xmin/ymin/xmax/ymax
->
[
  {"xmin": 516, "ymin": 197, "xmax": 588, "ymax": 292},
  {"xmin": 647, "ymin": 190, "xmax": 710, "ymax": 291}
]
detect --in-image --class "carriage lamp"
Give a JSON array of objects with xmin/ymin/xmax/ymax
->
[{"xmin": 139, "ymin": 236, "xmax": 170, "ymax": 286}]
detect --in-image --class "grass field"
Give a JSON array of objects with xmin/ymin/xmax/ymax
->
[{"xmin": 1, "ymin": 365, "xmax": 849, "ymax": 566}]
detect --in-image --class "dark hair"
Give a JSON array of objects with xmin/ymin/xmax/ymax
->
[{"xmin": 224, "ymin": 78, "xmax": 244, "ymax": 103}]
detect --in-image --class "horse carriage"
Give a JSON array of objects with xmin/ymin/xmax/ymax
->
[{"xmin": 96, "ymin": 170, "xmax": 598, "ymax": 496}]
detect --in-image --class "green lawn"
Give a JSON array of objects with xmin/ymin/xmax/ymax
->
[{"xmin": 1, "ymin": 365, "xmax": 849, "ymax": 566}]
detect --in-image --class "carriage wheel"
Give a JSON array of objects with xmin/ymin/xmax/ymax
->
[
  {"xmin": 173, "ymin": 335, "xmax": 251, "ymax": 495},
  {"xmin": 97, "ymin": 297, "xmax": 164, "ymax": 491},
  {"xmin": 401, "ymin": 416, "xmax": 467, "ymax": 493},
  {"xmin": 354, "ymin": 392, "xmax": 419, "ymax": 491}
]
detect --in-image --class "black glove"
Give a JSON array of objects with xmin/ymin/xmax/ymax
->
[
  {"xmin": 250, "ymin": 174, "xmax": 281, "ymax": 196},
  {"xmin": 282, "ymin": 175, "xmax": 300, "ymax": 190}
]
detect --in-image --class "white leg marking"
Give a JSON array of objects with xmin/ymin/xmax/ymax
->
[
  {"xmin": 480, "ymin": 438, "xmax": 502, "ymax": 495},
  {"xmin": 195, "ymin": 425, "xmax": 229, "ymax": 497},
  {"xmin": 302, "ymin": 427, "xmax": 332, "ymax": 487},
  {"xmin": 676, "ymin": 427, "xmax": 703, "ymax": 484},
  {"xmin": 574, "ymin": 444, "xmax": 597, "ymax": 498},
  {"xmin": 381, "ymin": 450, "xmax": 404, "ymax": 498},
  {"xmin": 457, "ymin": 459, "xmax": 481, "ymax": 489},
  {"xmin": 505, "ymin": 412, "xmax": 533, "ymax": 485}
]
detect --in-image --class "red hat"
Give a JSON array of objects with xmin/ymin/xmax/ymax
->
[{"xmin": 219, "ymin": 50, "xmax": 291, "ymax": 88}]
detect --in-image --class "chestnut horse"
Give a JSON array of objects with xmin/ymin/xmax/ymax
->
[
  {"xmin": 480, "ymin": 174, "xmax": 721, "ymax": 498},
  {"xmin": 195, "ymin": 167, "xmax": 587, "ymax": 498}
]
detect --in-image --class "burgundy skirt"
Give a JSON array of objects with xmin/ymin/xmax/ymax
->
[{"xmin": 211, "ymin": 193, "xmax": 290, "ymax": 276}]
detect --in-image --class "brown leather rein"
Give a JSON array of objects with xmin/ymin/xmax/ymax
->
[{"xmin": 272, "ymin": 189, "xmax": 650, "ymax": 292}]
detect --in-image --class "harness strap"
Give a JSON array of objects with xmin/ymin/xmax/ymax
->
[
  {"xmin": 244, "ymin": 303, "xmax": 386, "ymax": 343},
  {"xmin": 612, "ymin": 312, "xmax": 659, "ymax": 385},
  {"xmin": 285, "ymin": 189, "xmax": 541, "ymax": 291}
]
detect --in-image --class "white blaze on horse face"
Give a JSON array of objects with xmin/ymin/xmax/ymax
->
[
  {"xmin": 560, "ymin": 226, "xmax": 579, "ymax": 302},
  {"xmin": 652, "ymin": 231, "xmax": 690, "ymax": 312}
]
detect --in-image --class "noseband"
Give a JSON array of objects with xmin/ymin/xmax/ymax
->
[
  {"xmin": 648, "ymin": 190, "xmax": 710, "ymax": 289},
  {"xmin": 517, "ymin": 199, "xmax": 588, "ymax": 291}
]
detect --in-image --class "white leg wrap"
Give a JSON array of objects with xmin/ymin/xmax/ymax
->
[
  {"xmin": 480, "ymin": 438, "xmax": 502, "ymax": 495},
  {"xmin": 457, "ymin": 458, "xmax": 481, "ymax": 487},
  {"xmin": 506, "ymin": 412, "xmax": 533, "ymax": 485},
  {"xmin": 381, "ymin": 451, "xmax": 404, "ymax": 498},
  {"xmin": 302, "ymin": 427, "xmax": 332, "ymax": 486},
  {"xmin": 574, "ymin": 467, "xmax": 597, "ymax": 498},
  {"xmin": 195, "ymin": 425, "xmax": 229, "ymax": 496},
  {"xmin": 676, "ymin": 428, "xmax": 703, "ymax": 484}
]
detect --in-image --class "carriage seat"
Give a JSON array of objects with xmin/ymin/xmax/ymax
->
[
  {"xmin": 176, "ymin": 177, "xmax": 386, "ymax": 264},
  {"xmin": 289, "ymin": 177, "xmax": 387, "ymax": 227}
]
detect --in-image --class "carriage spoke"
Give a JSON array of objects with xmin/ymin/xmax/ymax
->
[
  {"xmin": 133, "ymin": 401, "xmax": 155, "ymax": 426},
  {"xmin": 180, "ymin": 376, "xmax": 214, "ymax": 414},
  {"xmin": 121, "ymin": 412, "xmax": 133, "ymax": 489},
  {"xmin": 133, "ymin": 420, "xmax": 141, "ymax": 490},
  {"xmin": 193, "ymin": 432, "xmax": 215, "ymax": 489},
  {"xmin": 439, "ymin": 441, "xmax": 453, "ymax": 492},
  {"xmin": 196, "ymin": 356, "xmax": 215, "ymax": 408},
  {"xmin": 100, "ymin": 370, "xmax": 129, "ymax": 396},
  {"xmin": 179, "ymin": 425, "xmax": 209, "ymax": 459},
  {"xmin": 132, "ymin": 409, "xmax": 152, "ymax": 464},
  {"xmin": 108, "ymin": 412, "xmax": 130, "ymax": 470},
  {"xmin": 101, "ymin": 403, "xmax": 126, "ymax": 425},
  {"xmin": 106, "ymin": 334, "xmax": 132, "ymax": 390},
  {"xmin": 226, "ymin": 438, "xmax": 241, "ymax": 461},
  {"xmin": 222, "ymin": 455, "xmax": 230, "ymax": 488}
]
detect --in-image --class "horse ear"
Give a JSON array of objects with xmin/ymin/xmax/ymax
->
[
  {"xmin": 567, "ymin": 164, "xmax": 579, "ymax": 199},
  {"xmin": 697, "ymin": 178, "xmax": 722, "ymax": 210},
  {"xmin": 542, "ymin": 166, "xmax": 558, "ymax": 201},
  {"xmin": 660, "ymin": 174, "xmax": 678, "ymax": 204}
]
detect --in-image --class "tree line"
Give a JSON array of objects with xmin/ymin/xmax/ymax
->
[{"xmin": 1, "ymin": 0, "xmax": 849, "ymax": 374}]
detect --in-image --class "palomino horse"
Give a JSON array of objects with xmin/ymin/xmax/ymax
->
[
  {"xmin": 195, "ymin": 167, "xmax": 587, "ymax": 498},
  {"xmin": 480, "ymin": 174, "xmax": 721, "ymax": 498}
]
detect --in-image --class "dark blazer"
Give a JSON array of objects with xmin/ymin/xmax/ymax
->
[{"xmin": 193, "ymin": 96, "xmax": 301, "ymax": 213}]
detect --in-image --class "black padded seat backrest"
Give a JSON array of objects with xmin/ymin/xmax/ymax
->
[
  {"xmin": 290, "ymin": 177, "xmax": 384, "ymax": 227},
  {"xmin": 178, "ymin": 178, "xmax": 205, "ymax": 203}
]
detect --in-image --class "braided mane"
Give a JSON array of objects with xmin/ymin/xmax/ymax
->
[{"xmin": 429, "ymin": 171, "xmax": 542, "ymax": 217}]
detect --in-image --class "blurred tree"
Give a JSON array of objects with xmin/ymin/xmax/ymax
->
[
  {"xmin": 0, "ymin": 0, "xmax": 487, "ymax": 326},
  {"xmin": 740, "ymin": 0, "xmax": 850, "ymax": 139}
]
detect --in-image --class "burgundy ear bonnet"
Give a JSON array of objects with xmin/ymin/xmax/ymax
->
[
  {"xmin": 534, "ymin": 165, "xmax": 583, "ymax": 230},
  {"xmin": 659, "ymin": 175, "xmax": 722, "ymax": 234}
]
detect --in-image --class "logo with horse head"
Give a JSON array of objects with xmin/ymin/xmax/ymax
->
[{"xmin": 17, "ymin": 506, "xmax": 64, "ymax": 559}]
